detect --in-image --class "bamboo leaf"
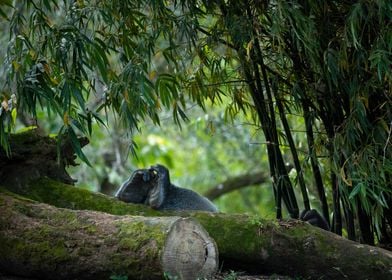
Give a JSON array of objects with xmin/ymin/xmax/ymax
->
[{"xmin": 67, "ymin": 126, "xmax": 91, "ymax": 166}]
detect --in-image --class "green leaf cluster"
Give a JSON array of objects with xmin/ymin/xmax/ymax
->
[{"xmin": 1, "ymin": 0, "xmax": 391, "ymax": 243}]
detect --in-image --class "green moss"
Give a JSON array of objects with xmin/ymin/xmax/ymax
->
[
  {"xmin": 116, "ymin": 220, "xmax": 165, "ymax": 251},
  {"xmin": 13, "ymin": 202, "xmax": 37, "ymax": 217},
  {"xmin": 85, "ymin": 224, "xmax": 97, "ymax": 234},
  {"xmin": 189, "ymin": 213, "xmax": 271, "ymax": 259},
  {"xmin": 9, "ymin": 128, "xmax": 42, "ymax": 144},
  {"xmin": 0, "ymin": 187, "xmax": 36, "ymax": 202},
  {"xmin": 0, "ymin": 235, "xmax": 70, "ymax": 267},
  {"xmin": 104, "ymin": 219, "xmax": 168, "ymax": 277},
  {"xmin": 0, "ymin": 194, "xmax": 77, "ymax": 264},
  {"xmin": 77, "ymin": 246, "xmax": 94, "ymax": 257},
  {"xmin": 52, "ymin": 245, "xmax": 68, "ymax": 260},
  {"xmin": 25, "ymin": 178, "xmax": 158, "ymax": 217},
  {"xmin": 2, "ymin": 177, "xmax": 160, "ymax": 222},
  {"xmin": 28, "ymin": 240, "xmax": 69, "ymax": 266}
]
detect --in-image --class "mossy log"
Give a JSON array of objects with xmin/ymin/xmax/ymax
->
[
  {"xmin": 3, "ymin": 179, "xmax": 392, "ymax": 279},
  {"xmin": 0, "ymin": 191, "xmax": 218, "ymax": 280}
]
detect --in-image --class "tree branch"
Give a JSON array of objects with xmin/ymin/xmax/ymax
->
[{"xmin": 204, "ymin": 171, "xmax": 269, "ymax": 200}]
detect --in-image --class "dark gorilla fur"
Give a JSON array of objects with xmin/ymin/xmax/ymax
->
[
  {"xmin": 300, "ymin": 209, "xmax": 330, "ymax": 231},
  {"xmin": 115, "ymin": 164, "xmax": 217, "ymax": 212},
  {"xmin": 116, "ymin": 164, "xmax": 329, "ymax": 230}
]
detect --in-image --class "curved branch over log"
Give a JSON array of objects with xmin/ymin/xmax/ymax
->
[
  {"xmin": 204, "ymin": 171, "xmax": 269, "ymax": 200},
  {"xmin": 3, "ymin": 179, "xmax": 392, "ymax": 279},
  {"xmin": 0, "ymin": 191, "xmax": 218, "ymax": 280}
]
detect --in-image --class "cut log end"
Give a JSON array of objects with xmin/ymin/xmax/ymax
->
[{"xmin": 162, "ymin": 218, "xmax": 218, "ymax": 279}]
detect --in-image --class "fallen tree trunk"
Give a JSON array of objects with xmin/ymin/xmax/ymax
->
[
  {"xmin": 0, "ymin": 191, "xmax": 218, "ymax": 280},
  {"xmin": 2, "ymin": 179, "xmax": 392, "ymax": 279}
]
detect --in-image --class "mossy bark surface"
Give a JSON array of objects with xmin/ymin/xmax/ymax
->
[
  {"xmin": 2, "ymin": 179, "xmax": 392, "ymax": 279},
  {"xmin": 0, "ymin": 191, "xmax": 218, "ymax": 280},
  {"xmin": 0, "ymin": 129, "xmax": 88, "ymax": 187},
  {"xmin": 191, "ymin": 212, "xmax": 392, "ymax": 278}
]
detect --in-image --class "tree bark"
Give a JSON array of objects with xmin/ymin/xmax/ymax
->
[
  {"xmin": 2, "ymin": 179, "xmax": 392, "ymax": 279},
  {"xmin": 0, "ymin": 191, "xmax": 218, "ymax": 280},
  {"xmin": 204, "ymin": 171, "xmax": 268, "ymax": 200},
  {"xmin": 0, "ymin": 129, "xmax": 88, "ymax": 188}
]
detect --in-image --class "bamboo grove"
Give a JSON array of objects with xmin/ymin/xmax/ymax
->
[{"xmin": 0, "ymin": 0, "xmax": 391, "ymax": 245}]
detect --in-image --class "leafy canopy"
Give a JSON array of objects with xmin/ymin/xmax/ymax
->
[{"xmin": 0, "ymin": 0, "xmax": 391, "ymax": 241}]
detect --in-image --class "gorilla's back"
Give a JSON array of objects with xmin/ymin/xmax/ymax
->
[{"xmin": 161, "ymin": 186, "xmax": 218, "ymax": 212}]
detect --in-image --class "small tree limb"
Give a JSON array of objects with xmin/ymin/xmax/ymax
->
[{"xmin": 204, "ymin": 171, "xmax": 269, "ymax": 200}]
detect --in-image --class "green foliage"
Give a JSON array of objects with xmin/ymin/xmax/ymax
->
[
  {"xmin": 267, "ymin": 0, "xmax": 391, "ymax": 238},
  {"xmin": 222, "ymin": 270, "xmax": 239, "ymax": 280},
  {"xmin": 0, "ymin": 0, "xmax": 188, "ymax": 160},
  {"xmin": 1, "ymin": 0, "xmax": 391, "ymax": 242},
  {"xmin": 67, "ymin": 103, "xmax": 275, "ymax": 216}
]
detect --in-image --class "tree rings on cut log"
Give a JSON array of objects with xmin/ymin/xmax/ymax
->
[{"xmin": 162, "ymin": 218, "xmax": 218, "ymax": 279}]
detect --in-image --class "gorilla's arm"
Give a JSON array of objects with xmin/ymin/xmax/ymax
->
[{"xmin": 115, "ymin": 169, "xmax": 154, "ymax": 204}]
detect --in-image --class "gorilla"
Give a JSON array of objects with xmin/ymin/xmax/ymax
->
[
  {"xmin": 115, "ymin": 164, "xmax": 329, "ymax": 230},
  {"xmin": 115, "ymin": 164, "xmax": 217, "ymax": 212}
]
